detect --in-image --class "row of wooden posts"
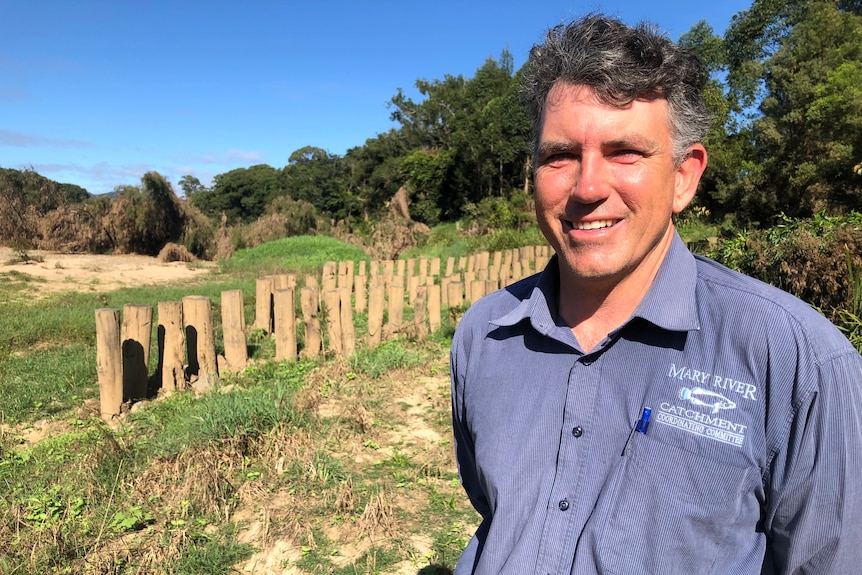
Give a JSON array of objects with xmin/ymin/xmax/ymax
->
[{"xmin": 95, "ymin": 245, "xmax": 552, "ymax": 419}]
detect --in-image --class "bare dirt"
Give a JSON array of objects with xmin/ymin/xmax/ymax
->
[{"xmin": 0, "ymin": 247, "xmax": 217, "ymax": 294}]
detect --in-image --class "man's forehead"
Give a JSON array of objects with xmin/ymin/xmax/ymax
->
[{"xmin": 545, "ymin": 81, "xmax": 667, "ymax": 110}]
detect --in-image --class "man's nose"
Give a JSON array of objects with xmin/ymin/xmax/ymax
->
[{"xmin": 570, "ymin": 154, "xmax": 610, "ymax": 204}]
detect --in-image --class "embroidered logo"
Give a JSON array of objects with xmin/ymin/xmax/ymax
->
[
  {"xmin": 656, "ymin": 387, "xmax": 747, "ymax": 446},
  {"xmin": 679, "ymin": 387, "xmax": 736, "ymax": 414}
]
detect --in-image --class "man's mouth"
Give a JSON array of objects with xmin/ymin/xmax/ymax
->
[{"xmin": 574, "ymin": 219, "xmax": 616, "ymax": 231}]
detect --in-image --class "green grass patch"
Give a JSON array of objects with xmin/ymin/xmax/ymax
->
[
  {"xmin": 350, "ymin": 338, "xmax": 439, "ymax": 379},
  {"xmin": 220, "ymin": 235, "xmax": 370, "ymax": 276},
  {"xmin": 0, "ymin": 343, "xmax": 97, "ymax": 423},
  {"xmin": 401, "ymin": 222, "xmax": 547, "ymax": 263},
  {"xmin": 127, "ymin": 361, "xmax": 315, "ymax": 458}
]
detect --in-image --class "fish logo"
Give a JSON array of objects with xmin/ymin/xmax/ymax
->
[{"xmin": 679, "ymin": 387, "xmax": 736, "ymax": 414}]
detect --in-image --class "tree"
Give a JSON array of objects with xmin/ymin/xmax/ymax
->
[
  {"xmin": 281, "ymin": 147, "xmax": 355, "ymax": 219},
  {"xmin": 191, "ymin": 164, "xmax": 282, "ymax": 223},
  {"xmin": 177, "ymin": 175, "xmax": 208, "ymax": 199},
  {"xmin": 344, "ymin": 130, "xmax": 410, "ymax": 219},
  {"xmin": 693, "ymin": 0, "xmax": 862, "ymax": 223},
  {"xmin": 386, "ymin": 50, "xmax": 529, "ymax": 222}
]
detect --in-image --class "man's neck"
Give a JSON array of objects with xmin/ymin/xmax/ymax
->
[{"xmin": 556, "ymin": 230, "xmax": 675, "ymax": 352}]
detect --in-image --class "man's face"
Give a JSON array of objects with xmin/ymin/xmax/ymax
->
[{"xmin": 534, "ymin": 83, "xmax": 704, "ymax": 291}]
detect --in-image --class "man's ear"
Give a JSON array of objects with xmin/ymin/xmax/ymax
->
[{"xmin": 673, "ymin": 144, "xmax": 708, "ymax": 214}]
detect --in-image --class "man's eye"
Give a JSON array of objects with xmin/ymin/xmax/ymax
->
[
  {"xmin": 612, "ymin": 150, "xmax": 644, "ymax": 160},
  {"xmin": 543, "ymin": 153, "xmax": 576, "ymax": 165}
]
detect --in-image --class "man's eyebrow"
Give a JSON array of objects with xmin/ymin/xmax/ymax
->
[
  {"xmin": 537, "ymin": 137, "xmax": 661, "ymax": 158},
  {"xmin": 536, "ymin": 141, "xmax": 579, "ymax": 158},
  {"xmin": 603, "ymin": 136, "xmax": 660, "ymax": 150}
]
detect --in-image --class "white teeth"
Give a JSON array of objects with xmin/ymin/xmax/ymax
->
[{"xmin": 575, "ymin": 219, "xmax": 615, "ymax": 230}]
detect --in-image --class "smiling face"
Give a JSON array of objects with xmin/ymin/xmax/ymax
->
[{"xmin": 534, "ymin": 83, "xmax": 706, "ymax": 300}]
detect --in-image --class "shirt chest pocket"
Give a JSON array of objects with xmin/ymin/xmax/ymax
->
[{"xmin": 596, "ymin": 434, "xmax": 762, "ymax": 575}]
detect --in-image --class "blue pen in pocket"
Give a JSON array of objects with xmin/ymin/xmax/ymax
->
[{"xmin": 621, "ymin": 407, "xmax": 651, "ymax": 456}]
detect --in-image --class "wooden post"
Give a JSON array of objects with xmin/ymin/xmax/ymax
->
[
  {"xmin": 387, "ymin": 276, "xmax": 404, "ymax": 336},
  {"xmin": 463, "ymin": 271, "xmax": 475, "ymax": 303},
  {"xmin": 322, "ymin": 288, "xmax": 343, "ymax": 355},
  {"xmin": 273, "ymin": 273, "xmax": 297, "ymax": 291},
  {"xmin": 445, "ymin": 257, "xmax": 455, "ymax": 276},
  {"xmin": 478, "ymin": 251, "xmax": 490, "ymax": 271},
  {"xmin": 221, "ymin": 290, "xmax": 247, "ymax": 372},
  {"xmin": 322, "ymin": 261, "xmax": 337, "ymax": 294},
  {"xmin": 121, "ymin": 304, "xmax": 153, "ymax": 402},
  {"xmin": 448, "ymin": 282, "xmax": 465, "ymax": 327},
  {"xmin": 489, "ymin": 265, "xmax": 500, "ymax": 289},
  {"xmin": 512, "ymin": 261, "xmax": 523, "ymax": 283},
  {"xmin": 458, "ymin": 256, "xmax": 467, "ymax": 273},
  {"xmin": 273, "ymin": 288, "xmax": 297, "ymax": 361},
  {"xmin": 383, "ymin": 260, "xmax": 394, "ymax": 290},
  {"xmin": 340, "ymin": 287, "xmax": 355, "ymax": 358},
  {"xmin": 157, "ymin": 301, "xmax": 185, "ymax": 395},
  {"xmin": 447, "ymin": 281, "xmax": 464, "ymax": 309},
  {"xmin": 300, "ymin": 286, "xmax": 321, "ymax": 358},
  {"xmin": 183, "ymin": 296, "xmax": 217, "ymax": 392},
  {"xmin": 337, "ymin": 261, "xmax": 350, "ymax": 290},
  {"xmin": 345, "ymin": 261, "xmax": 355, "ymax": 293},
  {"xmin": 254, "ymin": 276, "xmax": 274, "ymax": 333},
  {"xmin": 536, "ymin": 248, "xmax": 549, "ymax": 272},
  {"xmin": 95, "ymin": 308, "xmax": 123, "ymax": 420},
  {"xmin": 408, "ymin": 274, "xmax": 421, "ymax": 306},
  {"xmin": 428, "ymin": 284, "xmax": 441, "ymax": 334},
  {"xmin": 471, "ymin": 280, "xmax": 486, "ymax": 304},
  {"xmin": 440, "ymin": 276, "xmax": 450, "ymax": 308},
  {"xmin": 354, "ymin": 271, "xmax": 367, "ymax": 313},
  {"xmin": 414, "ymin": 285, "xmax": 428, "ymax": 339},
  {"xmin": 367, "ymin": 284, "xmax": 384, "ymax": 349}
]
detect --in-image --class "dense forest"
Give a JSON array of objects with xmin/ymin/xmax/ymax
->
[{"xmin": 2, "ymin": 0, "xmax": 861, "ymax": 309}]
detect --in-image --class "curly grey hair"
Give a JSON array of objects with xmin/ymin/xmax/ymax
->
[{"xmin": 521, "ymin": 14, "xmax": 711, "ymax": 166}]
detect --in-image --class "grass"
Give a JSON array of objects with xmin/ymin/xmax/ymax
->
[
  {"xmin": 220, "ymin": 235, "xmax": 371, "ymax": 277},
  {"xmin": 0, "ymin": 234, "xmax": 479, "ymax": 574},
  {"xmin": 401, "ymin": 222, "xmax": 547, "ymax": 263}
]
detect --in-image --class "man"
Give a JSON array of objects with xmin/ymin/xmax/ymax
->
[{"xmin": 450, "ymin": 14, "xmax": 862, "ymax": 575}]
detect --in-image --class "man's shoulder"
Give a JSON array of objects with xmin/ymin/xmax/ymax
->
[{"xmin": 692, "ymin": 254, "xmax": 853, "ymax": 358}]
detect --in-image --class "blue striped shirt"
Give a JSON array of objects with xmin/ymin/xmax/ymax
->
[{"xmin": 450, "ymin": 233, "xmax": 862, "ymax": 574}]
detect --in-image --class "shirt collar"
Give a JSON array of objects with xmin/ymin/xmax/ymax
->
[
  {"xmin": 490, "ymin": 232, "xmax": 700, "ymax": 334},
  {"xmin": 634, "ymin": 232, "xmax": 700, "ymax": 332}
]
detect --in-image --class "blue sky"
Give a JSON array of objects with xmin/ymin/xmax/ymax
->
[{"xmin": 2, "ymin": 0, "xmax": 752, "ymax": 196}]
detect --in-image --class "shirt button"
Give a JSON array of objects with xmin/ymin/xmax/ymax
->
[
  {"xmin": 572, "ymin": 426, "xmax": 583, "ymax": 438},
  {"xmin": 558, "ymin": 499, "xmax": 570, "ymax": 511}
]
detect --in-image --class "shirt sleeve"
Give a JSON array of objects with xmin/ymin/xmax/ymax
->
[
  {"xmin": 450, "ymin": 324, "xmax": 492, "ymax": 520},
  {"xmin": 763, "ymin": 349, "xmax": 862, "ymax": 574}
]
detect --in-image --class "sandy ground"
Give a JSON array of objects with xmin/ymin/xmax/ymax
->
[{"xmin": 0, "ymin": 247, "xmax": 217, "ymax": 294}]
